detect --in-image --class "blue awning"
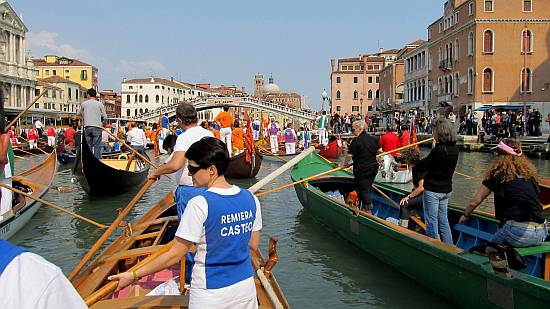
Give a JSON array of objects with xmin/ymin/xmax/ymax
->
[{"xmin": 474, "ymin": 105, "xmax": 530, "ymax": 111}]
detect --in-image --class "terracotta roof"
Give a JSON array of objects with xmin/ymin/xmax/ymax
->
[
  {"xmin": 36, "ymin": 80, "xmax": 62, "ymax": 90},
  {"xmin": 408, "ymin": 39, "xmax": 426, "ymax": 46},
  {"xmin": 123, "ymin": 77, "xmax": 185, "ymax": 89},
  {"xmin": 364, "ymin": 56, "xmax": 385, "ymax": 62},
  {"xmin": 339, "ymin": 57, "xmax": 361, "ymax": 62},
  {"xmin": 379, "ymin": 49, "xmax": 400, "ymax": 54},
  {"xmin": 33, "ymin": 57, "xmax": 92, "ymax": 67},
  {"xmin": 39, "ymin": 76, "xmax": 81, "ymax": 86}
]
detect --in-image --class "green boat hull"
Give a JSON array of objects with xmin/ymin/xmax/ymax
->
[{"xmin": 291, "ymin": 152, "xmax": 550, "ymax": 308}]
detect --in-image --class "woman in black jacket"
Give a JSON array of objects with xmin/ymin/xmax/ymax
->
[{"xmin": 416, "ymin": 117, "xmax": 458, "ymax": 244}]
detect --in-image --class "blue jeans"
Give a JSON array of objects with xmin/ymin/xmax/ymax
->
[
  {"xmin": 491, "ymin": 221, "xmax": 548, "ymax": 247},
  {"xmin": 84, "ymin": 127, "xmax": 103, "ymax": 159},
  {"xmin": 422, "ymin": 190, "xmax": 453, "ymax": 244},
  {"xmin": 174, "ymin": 185, "xmax": 206, "ymax": 283}
]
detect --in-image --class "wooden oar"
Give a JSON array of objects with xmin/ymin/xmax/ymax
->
[
  {"xmin": 454, "ymin": 171, "xmax": 473, "ymax": 179},
  {"xmin": 13, "ymin": 148, "xmax": 35, "ymax": 156},
  {"xmin": 256, "ymin": 164, "xmax": 348, "ymax": 198},
  {"xmin": 17, "ymin": 135, "xmax": 49, "ymax": 155},
  {"xmin": 84, "ymin": 240, "xmax": 174, "ymax": 306},
  {"xmin": 375, "ymin": 137, "xmax": 434, "ymax": 158},
  {"xmin": 68, "ymin": 179, "xmax": 156, "ymax": 281},
  {"xmin": 371, "ymin": 184, "xmax": 427, "ymax": 231},
  {"xmin": 102, "ymin": 128, "xmax": 159, "ymax": 169},
  {"xmin": 0, "ymin": 183, "xmax": 107, "ymax": 229},
  {"xmin": 14, "ymin": 155, "xmax": 30, "ymax": 161},
  {"xmin": 258, "ymin": 145, "xmax": 288, "ymax": 163},
  {"xmin": 5, "ymin": 91, "xmax": 46, "ymax": 132}
]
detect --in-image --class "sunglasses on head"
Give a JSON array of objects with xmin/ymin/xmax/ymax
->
[{"xmin": 188, "ymin": 164, "xmax": 207, "ymax": 175}]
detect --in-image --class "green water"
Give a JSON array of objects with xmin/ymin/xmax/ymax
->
[{"xmin": 10, "ymin": 151, "xmax": 550, "ymax": 308}]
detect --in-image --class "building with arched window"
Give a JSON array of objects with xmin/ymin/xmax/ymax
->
[
  {"xmin": 120, "ymin": 77, "xmax": 215, "ymax": 119},
  {"xmin": 0, "ymin": 1, "xmax": 37, "ymax": 118},
  {"xmin": 427, "ymin": 0, "xmax": 550, "ymax": 117}
]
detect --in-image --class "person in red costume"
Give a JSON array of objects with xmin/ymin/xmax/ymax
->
[
  {"xmin": 27, "ymin": 124, "xmax": 39, "ymax": 149},
  {"xmin": 379, "ymin": 125, "xmax": 400, "ymax": 156}
]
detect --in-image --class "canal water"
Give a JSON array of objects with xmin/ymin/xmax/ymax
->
[{"xmin": 10, "ymin": 151, "xmax": 550, "ymax": 308}]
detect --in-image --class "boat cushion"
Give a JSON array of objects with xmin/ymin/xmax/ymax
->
[
  {"xmin": 100, "ymin": 159, "xmax": 138, "ymax": 172},
  {"xmin": 515, "ymin": 242, "xmax": 550, "ymax": 256}
]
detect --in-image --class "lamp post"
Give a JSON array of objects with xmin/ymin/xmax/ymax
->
[{"xmin": 321, "ymin": 89, "xmax": 329, "ymax": 113}]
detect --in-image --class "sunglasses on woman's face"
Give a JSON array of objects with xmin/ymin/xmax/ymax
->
[{"xmin": 187, "ymin": 164, "xmax": 205, "ymax": 175}]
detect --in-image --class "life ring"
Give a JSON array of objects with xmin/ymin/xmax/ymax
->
[{"xmin": 118, "ymin": 153, "xmax": 128, "ymax": 160}]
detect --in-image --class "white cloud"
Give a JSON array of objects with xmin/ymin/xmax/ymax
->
[
  {"xmin": 116, "ymin": 60, "xmax": 167, "ymax": 73},
  {"xmin": 27, "ymin": 31, "xmax": 92, "ymax": 59}
]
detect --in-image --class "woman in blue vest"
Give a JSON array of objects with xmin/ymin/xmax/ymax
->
[{"xmin": 109, "ymin": 137, "xmax": 262, "ymax": 308}]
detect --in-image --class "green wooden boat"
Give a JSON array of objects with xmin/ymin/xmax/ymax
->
[{"xmin": 290, "ymin": 151, "xmax": 550, "ymax": 308}]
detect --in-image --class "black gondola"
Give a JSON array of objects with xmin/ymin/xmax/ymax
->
[{"xmin": 73, "ymin": 133, "xmax": 150, "ymax": 196}]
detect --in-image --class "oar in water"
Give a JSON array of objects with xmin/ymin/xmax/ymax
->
[
  {"xmin": 454, "ymin": 171, "xmax": 473, "ymax": 179},
  {"xmin": 5, "ymin": 91, "xmax": 46, "ymax": 132},
  {"xmin": 14, "ymin": 155, "xmax": 30, "ymax": 161},
  {"xmin": 0, "ymin": 183, "xmax": 107, "ymax": 229},
  {"xmin": 13, "ymin": 148, "xmax": 36, "ymax": 156},
  {"xmin": 17, "ymin": 135, "xmax": 49, "ymax": 155},
  {"xmin": 375, "ymin": 137, "xmax": 434, "ymax": 159},
  {"xmin": 68, "ymin": 179, "xmax": 156, "ymax": 281}
]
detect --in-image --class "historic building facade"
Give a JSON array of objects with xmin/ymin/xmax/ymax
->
[
  {"xmin": 38, "ymin": 76, "xmax": 86, "ymax": 114},
  {"xmin": 0, "ymin": 1, "xmax": 37, "ymax": 115},
  {"xmin": 33, "ymin": 55, "xmax": 98, "ymax": 90},
  {"xmin": 378, "ymin": 60, "xmax": 405, "ymax": 114},
  {"xmin": 121, "ymin": 77, "xmax": 213, "ymax": 118},
  {"xmin": 99, "ymin": 89, "xmax": 122, "ymax": 118},
  {"xmin": 428, "ymin": 0, "xmax": 550, "ymax": 115},
  {"xmin": 403, "ymin": 42, "xmax": 430, "ymax": 114}
]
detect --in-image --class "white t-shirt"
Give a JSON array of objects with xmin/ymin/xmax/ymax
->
[
  {"xmin": 173, "ymin": 126, "xmax": 214, "ymax": 186},
  {"xmin": 126, "ymin": 127, "xmax": 147, "ymax": 146},
  {"xmin": 0, "ymin": 252, "xmax": 87, "ymax": 309},
  {"xmin": 175, "ymin": 186, "xmax": 262, "ymax": 308}
]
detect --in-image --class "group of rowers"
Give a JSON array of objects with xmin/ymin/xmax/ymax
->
[{"xmin": 344, "ymin": 117, "xmax": 547, "ymax": 265}]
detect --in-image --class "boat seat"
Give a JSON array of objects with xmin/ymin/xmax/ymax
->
[
  {"xmin": 100, "ymin": 159, "xmax": 138, "ymax": 172},
  {"xmin": 515, "ymin": 242, "xmax": 550, "ymax": 256}
]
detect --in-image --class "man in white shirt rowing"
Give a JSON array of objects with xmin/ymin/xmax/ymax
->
[{"xmin": 126, "ymin": 122, "xmax": 147, "ymax": 154}]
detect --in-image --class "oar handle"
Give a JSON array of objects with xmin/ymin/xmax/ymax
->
[
  {"xmin": 5, "ymin": 91, "xmax": 46, "ymax": 132},
  {"xmin": 0, "ymin": 183, "xmax": 107, "ymax": 229},
  {"xmin": 84, "ymin": 241, "xmax": 174, "ymax": 306},
  {"xmin": 68, "ymin": 178, "xmax": 156, "ymax": 281},
  {"xmin": 375, "ymin": 137, "xmax": 434, "ymax": 158}
]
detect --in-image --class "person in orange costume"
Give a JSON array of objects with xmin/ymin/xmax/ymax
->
[
  {"xmin": 232, "ymin": 120, "xmax": 244, "ymax": 155},
  {"xmin": 214, "ymin": 106, "xmax": 233, "ymax": 157}
]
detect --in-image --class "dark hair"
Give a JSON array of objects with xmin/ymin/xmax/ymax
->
[
  {"xmin": 87, "ymin": 88, "xmax": 97, "ymax": 97},
  {"xmin": 0, "ymin": 86, "xmax": 5, "ymax": 133},
  {"xmin": 322, "ymin": 110, "xmax": 326, "ymax": 115},
  {"xmin": 401, "ymin": 125, "xmax": 408, "ymax": 131},
  {"xmin": 162, "ymin": 134, "xmax": 177, "ymax": 152},
  {"xmin": 233, "ymin": 120, "xmax": 240, "ymax": 128},
  {"xmin": 185, "ymin": 137, "xmax": 229, "ymax": 175},
  {"xmin": 176, "ymin": 103, "xmax": 198, "ymax": 126},
  {"xmin": 223, "ymin": 105, "xmax": 229, "ymax": 112}
]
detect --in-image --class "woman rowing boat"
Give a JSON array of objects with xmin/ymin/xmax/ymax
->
[
  {"xmin": 109, "ymin": 137, "xmax": 262, "ymax": 308},
  {"xmin": 460, "ymin": 139, "xmax": 547, "ymax": 248}
]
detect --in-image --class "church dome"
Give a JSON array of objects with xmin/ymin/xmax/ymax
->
[{"xmin": 263, "ymin": 83, "xmax": 280, "ymax": 94}]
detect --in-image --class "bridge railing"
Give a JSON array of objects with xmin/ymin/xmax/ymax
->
[{"xmin": 136, "ymin": 96, "xmax": 317, "ymax": 121}]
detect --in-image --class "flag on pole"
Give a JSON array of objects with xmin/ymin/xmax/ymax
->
[{"xmin": 410, "ymin": 114, "xmax": 418, "ymax": 150}]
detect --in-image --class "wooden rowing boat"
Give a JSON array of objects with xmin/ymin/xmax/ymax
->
[
  {"xmin": 317, "ymin": 136, "xmax": 344, "ymax": 159},
  {"xmin": 0, "ymin": 150, "xmax": 57, "ymax": 239},
  {"xmin": 291, "ymin": 151, "xmax": 550, "ymax": 308},
  {"xmin": 72, "ymin": 192, "xmax": 290, "ymax": 308},
  {"xmin": 57, "ymin": 152, "xmax": 77, "ymax": 165},
  {"xmin": 13, "ymin": 144, "xmax": 54, "ymax": 156},
  {"xmin": 225, "ymin": 148, "xmax": 263, "ymax": 179},
  {"xmin": 73, "ymin": 134, "xmax": 150, "ymax": 196}
]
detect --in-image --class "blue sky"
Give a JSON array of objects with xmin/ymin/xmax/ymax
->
[{"xmin": 12, "ymin": 0, "xmax": 442, "ymax": 110}]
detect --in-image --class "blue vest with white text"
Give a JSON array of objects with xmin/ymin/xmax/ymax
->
[
  {"xmin": 202, "ymin": 189, "xmax": 256, "ymax": 289},
  {"xmin": 0, "ymin": 240, "xmax": 28, "ymax": 275}
]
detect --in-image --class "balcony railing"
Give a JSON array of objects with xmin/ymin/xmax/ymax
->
[{"xmin": 438, "ymin": 60, "xmax": 452, "ymax": 71}]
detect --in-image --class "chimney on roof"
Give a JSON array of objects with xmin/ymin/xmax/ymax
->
[
  {"xmin": 330, "ymin": 59, "xmax": 335, "ymax": 72},
  {"xmin": 150, "ymin": 77, "xmax": 155, "ymax": 83},
  {"xmin": 123, "ymin": 78, "xmax": 127, "ymax": 83},
  {"xmin": 170, "ymin": 77, "xmax": 174, "ymax": 82},
  {"xmin": 379, "ymin": 48, "xmax": 384, "ymax": 54}
]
